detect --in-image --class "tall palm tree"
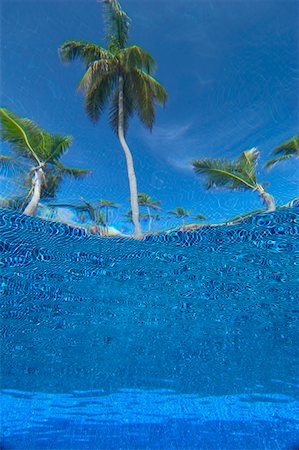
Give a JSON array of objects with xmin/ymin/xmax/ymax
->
[
  {"xmin": 0, "ymin": 108, "xmax": 90, "ymax": 216},
  {"xmin": 192, "ymin": 147, "xmax": 275, "ymax": 212},
  {"xmin": 59, "ymin": 0, "xmax": 167, "ymax": 237},
  {"xmin": 265, "ymin": 135, "xmax": 299, "ymax": 168},
  {"xmin": 98, "ymin": 199, "xmax": 119, "ymax": 226},
  {"xmin": 169, "ymin": 207, "xmax": 191, "ymax": 226},
  {"xmin": 137, "ymin": 193, "xmax": 161, "ymax": 232}
]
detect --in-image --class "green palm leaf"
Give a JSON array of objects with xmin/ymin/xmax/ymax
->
[
  {"xmin": 59, "ymin": 41, "xmax": 110, "ymax": 66},
  {"xmin": 137, "ymin": 193, "xmax": 161, "ymax": 210},
  {"xmin": 122, "ymin": 45, "xmax": 156, "ymax": 74},
  {"xmin": 103, "ymin": 0, "xmax": 130, "ymax": 50},
  {"xmin": 192, "ymin": 157, "xmax": 257, "ymax": 190},
  {"xmin": 194, "ymin": 214, "xmax": 206, "ymax": 220},
  {"xmin": 54, "ymin": 161, "xmax": 91, "ymax": 177},
  {"xmin": 264, "ymin": 154, "xmax": 294, "ymax": 168},
  {"xmin": 169, "ymin": 207, "xmax": 191, "ymax": 218},
  {"xmin": 273, "ymin": 135, "xmax": 299, "ymax": 156},
  {"xmin": 0, "ymin": 108, "xmax": 43, "ymax": 164},
  {"xmin": 265, "ymin": 135, "xmax": 299, "ymax": 168}
]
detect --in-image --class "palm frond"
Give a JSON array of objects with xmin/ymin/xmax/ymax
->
[
  {"xmin": 0, "ymin": 108, "xmax": 74, "ymax": 166},
  {"xmin": 40, "ymin": 171, "xmax": 62, "ymax": 199},
  {"xmin": 194, "ymin": 214, "xmax": 206, "ymax": 220},
  {"xmin": 0, "ymin": 155, "xmax": 20, "ymax": 173},
  {"xmin": 98, "ymin": 199, "xmax": 119, "ymax": 208},
  {"xmin": 272, "ymin": 135, "xmax": 299, "ymax": 156},
  {"xmin": 47, "ymin": 202, "xmax": 86, "ymax": 209},
  {"xmin": 42, "ymin": 134, "xmax": 73, "ymax": 163},
  {"xmin": 264, "ymin": 154, "xmax": 294, "ymax": 169},
  {"xmin": 237, "ymin": 148, "xmax": 259, "ymax": 184},
  {"xmin": 130, "ymin": 69, "xmax": 167, "ymax": 130},
  {"xmin": 0, "ymin": 108, "xmax": 43, "ymax": 164},
  {"xmin": 137, "ymin": 193, "xmax": 161, "ymax": 209},
  {"xmin": 265, "ymin": 135, "xmax": 299, "ymax": 169},
  {"xmin": 102, "ymin": 0, "xmax": 130, "ymax": 50},
  {"xmin": 192, "ymin": 158, "xmax": 256, "ymax": 190},
  {"xmin": 54, "ymin": 161, "xmax": 91, "ymax": 177},
  {"xmin": 78, "ymin": 59, "xmax": 116, "ymax": 91},
  {"xmin": 0, "ymin": 195, "xmax": 29, "ymax": 211},
  {"xmin": 85, "ymin": 73, "xmax": 116, "ymax": 123},
  {"xmin": 121, "ymin": 45, "xmax": 156, "ymax": 74},
  {"xmin": 59, "ymin": 41, "xmax": 110, "ymax": 66},
  {"xmin": 169, "ymin": 207, "xmax": 191, "ymax": 218}
]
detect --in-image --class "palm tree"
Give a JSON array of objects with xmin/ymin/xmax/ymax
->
[
  {"xmin": 265, "ymin": 135, "xmax": 299, "ymax": 168},
  {"xmin": 98, "ymin": 199, "xmax": 119, "ymax": 227},
  {"xmin": 194, "ymin": 213, "xmax": 206, "ymax": 221},
  {"xmin": 124, "ymin": 208, "xmax": 147, "ymax": 230},
  {"xmin": 169, "ymin": 207, "xmax": 191, "ymax": 226},
  {"xmin": 0, "ymin": 108, "xmax": 90, "ymax": 216},
  {"xmin": 48, "ymin": 198, "xmax": 105, "ymax": 226},
  {"xmin": 137, "ymin": 193, "xmax": 161, "ymax": 232},
  {"xmin": 192, "ymin": 148, "xmax": 275, "ymax": 212},
  {"xmin": 59, "ymin": 0, "xmax": 167, "ymax": 237}
]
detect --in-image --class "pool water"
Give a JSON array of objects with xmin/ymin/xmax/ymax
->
[{"xmin": 1, "ymin": 207, "xmax": 298, "ymax": 449}]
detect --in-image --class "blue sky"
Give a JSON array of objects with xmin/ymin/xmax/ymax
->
[{"xmin": 1, "ymin": 0, "xmax": 298, "ymax": 228}]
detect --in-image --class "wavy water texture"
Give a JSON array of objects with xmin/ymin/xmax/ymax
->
[{"xmin": 1, "ymin": 207, "xmax": 299, "ymax": 449}]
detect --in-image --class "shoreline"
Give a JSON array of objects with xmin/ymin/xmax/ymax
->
[{"xmin": 2, "ymin": 198, "xmax": 297, "ymax": 239}]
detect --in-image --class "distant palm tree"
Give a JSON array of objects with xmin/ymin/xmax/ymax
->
[
  {"xmin": 169, "ymin": 207, "xmax": 191, "ymax": 226},
  {"xmin": 194, "ymin": 213, "xmax": 206, "ymax": 221},
  {"xmin": 0, "ymin": 108, "xmax": 90, "ymax": 216},
  {"xmin": 59, "ymin": 0, "xmax": 167, "ymax": 237},
  {"xmin": 265, "ymin": 135, "xmax": 299, "ymax": 169},
  {"xmin": 192, "ymin": 148, "xmax": 275, "ymax": 212},
  {"xmin": 124, "ymin": 208, "xmax": 145, "ymax": 228},
  {"xmin": 138, "ymin": 193, "xmax": 161, "ymax": 231},
  {"xmin": 48, "ymin": 197, "xmax": 105, "ymax": 226},
  {"xmin": 98, "ymin": 199, "xmax": 119, "ymax": 227}
]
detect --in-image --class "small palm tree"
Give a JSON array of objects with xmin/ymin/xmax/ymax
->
[
  {"xmin": 137, "ymin": 193, "xmax": 161, "ymax": 232},
  {"xmin": 124, "ymin": 208, "xmax": 147, "ymax": 229},
  {"xmin": 59, "ymin": 0, "xmax": 167, "ymax": 237},
  {"xmin": 48, "ymin": 198, "xmax": 105, "ymax": 226},
  {"xmin": 265, "ymin": 135, "xmax": 299, "ymax": 168},
  {"xmin": 0, "ymin": 108, "xmax": 90, "ymax": 216},
  {"xmin": 169, "ymin": 207, "xmax": 191, "ymax": 226},
  {"xmin": 98, "ymin": 199, "xmax": 119, "ymax": 227},
  {"xmin": 194, "ymin": 213, "xmax": 206, "ymax": 221},
  {"xmin": 192, "ymin": 148, "xmax": 275, "ymax": 212}
]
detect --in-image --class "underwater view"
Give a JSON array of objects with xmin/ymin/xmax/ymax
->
[{"xmin": 1, "ymin": 0, "xmax": 299, "ymax": 449}]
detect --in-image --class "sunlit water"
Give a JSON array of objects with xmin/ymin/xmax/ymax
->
[{"xmin": 1, "ymin": 207, "xmax": 298, "ymax": 449}]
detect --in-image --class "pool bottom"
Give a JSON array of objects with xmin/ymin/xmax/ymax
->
[{"xmin": 1, "ymin": 389, "xmax": 299, "ymax": 450}]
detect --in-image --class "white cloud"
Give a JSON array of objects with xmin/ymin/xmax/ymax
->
[{"xmin": 139, "ymin": 122, "xmax": 200, "ymax": 171}]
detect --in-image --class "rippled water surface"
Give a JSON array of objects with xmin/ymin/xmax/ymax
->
[{"xmin": 1, "ymin": 207, "xmax": 299, "ymax": 449}]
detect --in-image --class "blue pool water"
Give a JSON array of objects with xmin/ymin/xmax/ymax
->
[{"xmin": 1, "ymin": 207, "xmax": 299, "ymax": 449}]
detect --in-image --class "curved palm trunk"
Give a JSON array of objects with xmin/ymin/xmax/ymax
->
[
  {"xmin": 257, "ymin": 186, "xmax": 276, "ymax": 212},
  {"xmin": 147, "ymin": 206, "xmax": 152, "ymax": 232},
  {"xmin": 118, "ymin": 75, "xmax": 142, "ymax": 237},
  {"xmin": 23, "ymin": 167, "xmax": 44, "ymax": 216}
]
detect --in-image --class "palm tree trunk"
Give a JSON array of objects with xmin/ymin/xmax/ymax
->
[
  {"xmin": 147, "ymin": 206, "xmax": 152, "ymax": 232},
  {"xmin": 23, "ymin": 167, "xmax": 44, "ymax": 216},
  {"xmin": 257, "ymin": 186, "xmax": 276, "ymax": 212},
  {"xmin": 118, "ymin": 75, "xmax": 142, "ymax": 237}
]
